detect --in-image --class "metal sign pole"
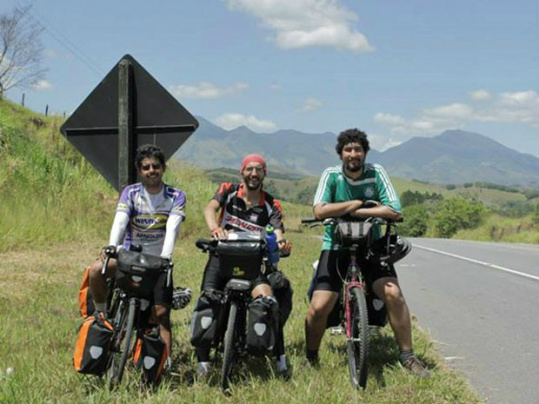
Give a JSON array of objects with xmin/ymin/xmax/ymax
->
[{"xmin": 118, "ymin": 58, "xmax": 135, "ymax": 191}]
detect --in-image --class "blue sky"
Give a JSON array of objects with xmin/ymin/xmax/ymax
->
[{"xmin": 2, "ymin": 0, "xmax": 538, "ymax": 156}]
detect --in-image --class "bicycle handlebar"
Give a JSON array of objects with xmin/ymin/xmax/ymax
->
[{"xmin": 195, "ymin": 237, "xmax": 290, "ymax": 258}]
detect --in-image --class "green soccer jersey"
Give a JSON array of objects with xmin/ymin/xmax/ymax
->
[{"xmin": 313, "ymin": 163, "xmax": 402, "ymax": 250}]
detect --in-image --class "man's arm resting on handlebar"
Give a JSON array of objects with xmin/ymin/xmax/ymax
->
[
  {"xmin": 313, "ymin": 200, "xmax": 363, "ymax": 220},
  {"xmin": 350, "ymin": 204, "xmax": 401, "ymax": 221}
]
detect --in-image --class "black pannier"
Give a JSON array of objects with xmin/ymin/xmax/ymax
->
[
  {"xmin": 267, "ymin": 270, "xmax": 293, "ymax": 326},
  {"xmin": 190, "ymin": 290, "xmax": 224, "ymax": 348},
  {"xmin": 73, "ymin": 312, "xmax": 114, "ymax": 375},
  {"xmin": 246, "ymin": 296, "xmax": 279, "ymax": 356},
  {"xmin": 133, "ymin": 327, "xmax": 168, "ymax": 384}
]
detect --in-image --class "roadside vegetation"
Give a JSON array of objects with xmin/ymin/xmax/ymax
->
[{"xmin": 0, "ymin": 97, "xmax": 522, "ymax": 404}]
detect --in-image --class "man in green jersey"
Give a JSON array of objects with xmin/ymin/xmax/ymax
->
[{"xmin": 304, "ymin": 128, "xmax": 430, "ymax": 378}]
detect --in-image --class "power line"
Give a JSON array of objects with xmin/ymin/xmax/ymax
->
[{"xmin": 14, "ymin": 1, "xmax": 105, "ymax": 77}]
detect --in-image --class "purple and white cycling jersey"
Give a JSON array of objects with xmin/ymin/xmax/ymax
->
[{"xmin": 109, "ymin": 183, "xmax": 186, "ymax": 258}]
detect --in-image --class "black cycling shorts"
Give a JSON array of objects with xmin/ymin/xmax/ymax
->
[
  {"xmin": 200, "ymin": 253, "xmax": 269, "ymax": 292},
  {"xmin": 313, "ymin": 249, "xmax": 397, "ymax": 294},
  {"xmin": 153, "ymin": 269, "xmax": 173, "ymax": 306}
]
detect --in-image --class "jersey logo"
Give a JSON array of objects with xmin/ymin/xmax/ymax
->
[
  {"xmin": 132, "ymin": 214, "xmax": 168, "ymax": 230},
  {"xmin": 364, "ymin": 187, "xmax": 375, "ymax": 198},
  {"xmin": 221, "ymin": 212, "xmax": 264, "ymax": 233}
]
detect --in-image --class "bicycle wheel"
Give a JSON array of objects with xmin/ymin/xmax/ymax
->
[
  {"xmin": 107, "ymin": 298, "xmax": 137, "ymax": 387},
  {"xmin": 221, "ymin": 302, "xmax": 238, "ymax": 391},
  {"xmin": 347, "ymin": 286, "xmax": 369, "ymax": 389}
]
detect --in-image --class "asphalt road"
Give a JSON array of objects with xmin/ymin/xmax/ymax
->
[{"xmin": 396, "ymin": 238, "xmax": 539, "ymax": 404}]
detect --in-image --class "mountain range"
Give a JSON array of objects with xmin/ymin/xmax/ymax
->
[{"xmin": 175, "ymin": 117, "xmax": 539, "ymax": 187}]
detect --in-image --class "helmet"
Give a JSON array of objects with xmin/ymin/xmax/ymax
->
[{"xmin": 380, "ymin": 236, "xmax": 412, "ymax": 265}]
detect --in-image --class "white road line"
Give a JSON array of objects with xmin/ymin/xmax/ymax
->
[{"xmin": 413, "ymin": 244, "xmax": 539, "ymax": 282}]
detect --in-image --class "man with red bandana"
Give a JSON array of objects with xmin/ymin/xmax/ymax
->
[{"xmin": 192, "ymin": 154, "xmax": 292, "ymax": 377}]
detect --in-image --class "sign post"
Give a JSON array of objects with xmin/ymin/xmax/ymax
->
[{"xmin": 118, "ymin": 58, "xmax": 135, "ymax": 190}]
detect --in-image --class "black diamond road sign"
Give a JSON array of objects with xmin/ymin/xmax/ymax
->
[{"xmin": 60, "ymin": 54, "xmax": 198, "ymax": 191}]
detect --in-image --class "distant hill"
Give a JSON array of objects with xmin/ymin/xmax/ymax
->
[
  {"xmin": 176, "ymin": 121, "xmax": 539, "ymax": 187},
  {"xmin": 377, "ymin": 130, "xmax": 539, "ymax": 187}
]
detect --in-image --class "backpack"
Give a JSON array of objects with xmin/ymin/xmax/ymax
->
[
  {"xmin": 133, "ymin": 327, "xmax": 168, "ymax": 384},
  {"xmin": 246, "ymin": 296, "xmax": 279, "ymax": 356},
  {"xmin": 73, "ymin": 312, "xmax": 114, "ymax": 375},
  {"xmin": 190, "ymin": 290, "xmax": 224, "ymax": 348}
]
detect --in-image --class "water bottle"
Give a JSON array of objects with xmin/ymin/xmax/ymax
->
[{"xmin": 265, "ymin": 225, "xmax": 280, "ymax": 267}]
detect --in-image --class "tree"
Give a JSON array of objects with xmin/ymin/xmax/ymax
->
[
  {"xmin": 0, "ymin": 6, "xmax": 46, "ymax": 97},
  {"xmin": 432, "ymin": 198, "xmax": 485, "ymax": 238},
  {"xmin": 400, "ymin": 205, "xmax": 428, "ymax": 237}
]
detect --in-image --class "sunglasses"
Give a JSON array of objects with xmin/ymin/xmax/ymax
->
[{"xmin": 140, "ymin": 163, "xmax": 162, "ymax": 170}]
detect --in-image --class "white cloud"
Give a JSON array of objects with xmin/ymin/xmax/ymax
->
[
  {"xmin": 224, "ymin": 0, "xmax": 373, "ymax": 52},
  {"xmin": 368, "ymin": 133, "xmax": 402, "ymax": 151},
  {"xmin": 214, "ymin": 112, "xmax": 277, "ymax": 132},
  {"xmin": 374, "ymin": 113, "xmax": 406, "ymax": 125},
  {"xmin": 469, "ymin": 89, "xmax": 491, "ymax": 101},
  {"xmin": 32, "ymin": 80, "xmax": 52, "ymax": 91},
  {"xmin": 421, "ymin": 103, "xmax": 474, "ymax": 120},
  {"xmin": 301, "ymin": 97, "xmax": 323, "ymax": 112},
  {"xmin": 374, "ymin": 90, "xmax": 539, "ymax": 136},
  {"xmin": 169, "ymin": 81, "xmax": 248, "ymax": 99}
]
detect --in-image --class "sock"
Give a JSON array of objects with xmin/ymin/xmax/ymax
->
[
  {"xmin": 276, "ymin": 355, "xmax": 287, "ymax": 372},
  {"xmin": 399, "ymin": 350, "xmax": 414, "ymax": 364},
  {"xmin": 95, "ymin": 302, "xmax": 107, "ymax": 313},
  {"xmin": 197, "ymin": 361, "xmax": 210, "ymax": 375}
]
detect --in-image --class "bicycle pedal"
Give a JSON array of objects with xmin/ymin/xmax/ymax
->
[{"xmin": 329, "ymin": 326, "xmax": 344, "ymax": 335}]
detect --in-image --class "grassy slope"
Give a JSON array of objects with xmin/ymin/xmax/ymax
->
[{"xmin": 1, "ymin": 99, "xmax": 482, "ymax": 403}]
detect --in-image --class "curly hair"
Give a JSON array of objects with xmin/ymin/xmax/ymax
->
[
  {"xmin": 335, "ymin": 128, "xmax": 370, "ymax": 155},
  {"xmin": 135, "ymin": 144, "xmax": 166, "ymax": 170}
]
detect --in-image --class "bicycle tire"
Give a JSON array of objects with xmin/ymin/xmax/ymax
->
[
  {"xmin": 347, "ymin": 286, "xmax": 369, "ymax": 389},
  {"xmin": 108, "ymin": 298, "xmax": 136, "ymax": 387},
  {"xmin": 221, "ymin": 302, "xmax": 238, "ymax": 391}
]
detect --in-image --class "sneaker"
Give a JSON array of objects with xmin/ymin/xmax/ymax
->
[
  {"xmin": 329, "ymin": 326, "xmax": 344, "ymax": 335},
  {"xmin": 197, "ymin": 362, "xmax": 211, "ymax": 379},
  {"xmin": 305, "ymin": 355, "xmax": 320, "ymax": 369},
  {"xmin": 401, "ymin": 356, "xmax": 431, "ymax": 379},
  {"xmin": 276, "ymin": 366, "xmax": 292, "ymax": 380},
  {"xmin": 172, "ymin": 287, "xmax": 192, "ymax": 310}
]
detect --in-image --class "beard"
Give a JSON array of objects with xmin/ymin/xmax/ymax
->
[
  {"xmin": 245, "ymin": 180, "xmax": 262, "ymax": 191},
  {"xmin": 345, "ymin": 162, "xmax": 363, "ymax": 173}
]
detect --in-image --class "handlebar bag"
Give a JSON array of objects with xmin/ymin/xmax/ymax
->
[
  {"xmin": 334, "ymin": 221, "xmax": 374, "ymax": 249},
  {"xmin": 116, "ymin": 249, "xmax": 167, "ymax": 297},
  {"xmin": 217, "ymin": 241, "xmax": 264, "ymax": 280}
]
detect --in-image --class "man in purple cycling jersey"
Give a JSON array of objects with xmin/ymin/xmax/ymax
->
[{"xmin": 86, "ymin": 144, "xmax": 186, "ymax": 365}]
